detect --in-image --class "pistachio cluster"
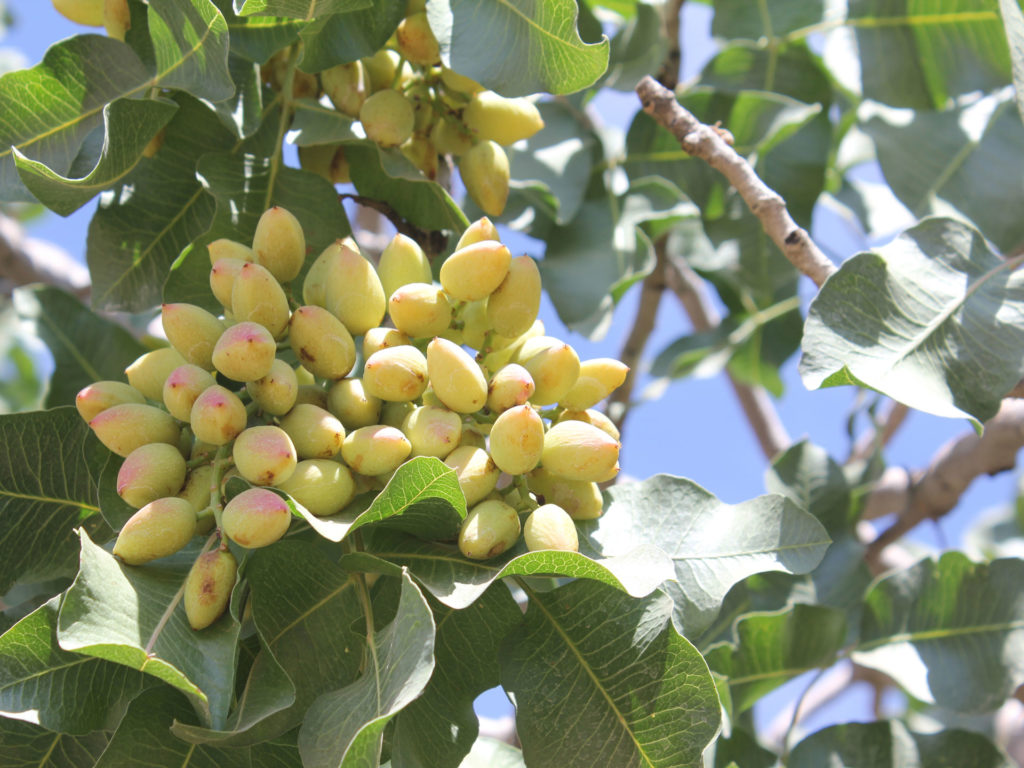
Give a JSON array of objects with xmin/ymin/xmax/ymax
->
[
  {"xmin": 75, "ymin": 206, "xmax": 626, "ymax": 630},
  {"xmin": 269, "ymin": 1, "xmax": 545, "ymax": 217}
]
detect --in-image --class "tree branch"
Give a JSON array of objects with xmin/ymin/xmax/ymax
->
[
  {"xmin": 864, "ymin": 399, "xmax": 1024, "ymax": 571},
  {"xmin": 849, "ymin": 401, "xmax": 912, "ymax": 464},
  {"xmin": 655, "ymin": 0, "xmax": 685, "ymax": 90},
  {"xmin": 0, "ymin": 213, "xmax": 90, "ymax": 298},
  {"xmin": 664, "ymin": 256, "xmax": 791, "ymax": 459},
  {"xmin": 635, "ymin": 76, "xmax": 837, "ymax": 288}
]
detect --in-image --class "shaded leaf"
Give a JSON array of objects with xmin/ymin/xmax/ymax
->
[
  {"xmin": 800, "ymin": 217, "xmax": 1024, "ymax": 424},
  {"xmin": 427, "ymin": 0, "xmax": 610, "ymax": 96},
  {"xmin": 348, "ymin": 528, "xmax": 674, "ymax": 609},
  {"xmin": 0, "ymin": 597, "xmax": 146, "ymax": 734},
  {"xmin": 853, "ymin": 552, "xmax": 1024, "ymax": 712},
  {"xmin": 149, "ymin": 0, "xmax": 234, "ymax": 101},
  {"xmin": 1001, "ymin": 0, "xmax": 1024, "ymax": 125},
  {"xmin": 174, "ymin": 540, "xmax": 365, "ymax": 744},
  {"xmin": 13, "ymin": 285, "xmax": 147, "ymax": 409},
  {"xmin": 712, "ymin": 0, "xmax": 824, "ymax": 42},
  {"xmin": 299, "ymin": 457, "xmax": 466, "ymax": 543},
  {"xmin": 88, "ymin": 93, "xmax": 235, "ymax": 312},
  {"xmin": 14, "ymin": 98, "xmax": 178, "ymax": 216},
  {"xmin": 598, "ymin": 0, "xmax": 670, "ymax": 92},
  {"xmin": 711, "ymin": 727, "xmax": 777, "ymax": 768},
  {"xmin": 0, "ymin": 408, "xmax": 110, "ymax": 595},
  {"xmin": 765, "ymin": 440, "xmax": 853, "ymax": 535},
  {"xmin": 581, "ymin": 475, "xmax": 831, "ymax": 636},
  {"xmin": 391, "ymin": 585, "xmax": 523, "ymax": 768},
  {"xmin": 789, "ymin": 720, "xmax": 1013, "ymax": 768},
  {"xmin": 506, "ymin": 100, "xmax": 596, "ymax": 226},
  {"xmin": 838, "ymin": 0, "xmax": 1012, "ymax": 109},
  {"xmin": 239, "ymin": 0, "xmax": 371, "ymax": 19},
  {"xmin": 213, "ymin": 0, "xmax": 305, "ymax": 63},
  {"xmin": 209, "ymin": 54, "xmax": 266, "ymax": 139},
  {"xmin": 502, "ymin": 580, "xmax": 721, "ymax": 768},
  {"xmin": 298, "ymin": 572, "xmax": 433, "ymax": 768},
  {"xmin": 57, "ymin": 532, "xmax": 241, "ymax": 728},
  {"xmin": 0, "ymin": 718, "xmax": 108, "ymax": 768},
  {"xmin": 299, "ymin": 0, "xmax": 405, "ymax": 71},
  {"xmin": 862, "ymin": 94, "xmax": 1024, "ymax": 253},
  {"xmin": 705, "ymin": 604, "xmax": 846, "ymax": 712}
]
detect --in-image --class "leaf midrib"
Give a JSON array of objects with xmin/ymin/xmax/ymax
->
[{"xmin": 857, "ymin": 618, "xmax": 1024, "ymax": 652}]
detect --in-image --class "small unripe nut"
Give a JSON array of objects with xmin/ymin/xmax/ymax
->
[
  {"xmin": 212, "ymin": 321, "xmax": 277, "ymax": 382},
  {"xmin": 458, "ymin": 499, "xmax": 521, "ymax": 560},
  {"xmin": 439, "ymin": 240, "xmax": 511, "ymax": 302},
  {"xmin": 112, "ymin": 497, "xmax": 197, "ymax": 565},
  {"xmin": 444, "ymin": 445, "xmax": 500, "ymax": 507},
  {"xmin": 523, "ymin": 504, "xmax": 578, "ymax": 552},
  {"xmin": 89, "ymin": 403, "xmax": 181, "ymax": 457},
  {"xmin": 341, "ymin": 425, "xmax": 412, "ymax": 476},
  {"xmin": 277, "ymin": 459, "xmax": 356, "ymax": 516},
  {"xmin": 288, "ymin": 305, "xmax": 357, "ymax": 380},
  {"xmin": 232, "ymin": 426, "xmax": 298, "ymax": 486},
  {"xmin": 362, "ymin": 345, "xmax": 429, "ymax": 402},
  {"xmin": 163, "ymin": 364, "xmax": 217, "ymax": 422},
  {"xmin": 125, "ymin": 348, "xmax": 188, "ymax": 402},
  {"xmin": 116, "ymin": 442, "xmax": 187, "ymax": 509},
  {"xmin": 190, "ymin": 385, "xmax": 247, "ymax": 446},
  {"xmin": 184, "ymin": 549, "xmax": 237, "ymax": 630},
  {"xmin": 427, "ymin": 337, "xmax": 488, "ymax": 413},
  {"xmin": 222, "ymin": 488, "xmax": 292, "ymax": 548},
  {"xmin": 541, "ymin": 420, "xmax": 620, "ymax": 483},
  {"xmin": 488, "ymin": 404, "xmax": 544, "ymax": 475},
  {"xmin": 280, "ymin": 403, "xmax": 345, "ymax": 459},
  {"xmin": 75, "ymin": 381, "xmax": 145, "ymax": 423}
]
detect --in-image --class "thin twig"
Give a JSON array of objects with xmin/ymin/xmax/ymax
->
[
  {"xmin": 605, "ymin": 237, "xmax": 667, "ymax": 439},
  {"xmin": 864, "ymin": 399, "xmax": 1024, "ymax": 571},
  {"xmin": 664, "ymin": 257, "xmax": 791, "ymax": 459},
  {"xmin": 849, "ymin": 401, "xmax": 912, "ymax": 464},
  {"xmin": 655, "ymin": 0, "xmax": 686, "ymax": 90},
  {"xmin": 635, "ymin": 76, "xmax": 837, "ymax": 288},
  {"xmin": 338, "ymin": 193, "xmax": 446, "ymax": 257}
]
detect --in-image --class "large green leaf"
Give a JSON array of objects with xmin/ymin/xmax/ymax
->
[
  {"xmin": 710, "ymin": 728, "xmax": 777, "ymax": 768},
  {"xmin": 581, "ymin": 475, "xmax": 831, "ymax": 636},
  {"xmin": 0, "ymin": 597, "xmax": 146, "ymax": 734},
  {"xmin": 597, "ymin": 0, "xmax": 670, "ymax": 92},
  {"xmin": 1001, "ymin": 0, "xmax": 1024, "ymax": 125},
  {"xmin": 501, "ymin": 579, "xmax": 721, "ymax": 768},
  {"xmin": 862, "ymin": 94, "xmax": 1024, "ymax": 253},
  {"xmin": 800, "ymin": 217, "xmax": 1024, "ymax": 424},
  {"xmin": 0, "ymin": 0, "xmax": 233, "ymax": 204},
  {"xmin": 542, "ymin": 177, "xmax": 695, "ymax": 337},
  {"xmin": 705, "ymin": 603, "xmax": 846, "ymax": 712},
  {"xmin": 88, "ymin": 93, "xmax": 235, "ymax": 313},
  {"xmin": 348, "ymin": 528, "xmax": 674, "ymax": 609},
  {"xmin": 838, "ymin": 0, "xmax": 1012, "ymax": 109},
  {"xmin": 853, "ymin": 552, "xmax": 1024, "ymax": 712},
  {"xmin": 298, "ymin": 572, "xmax": 433, "ymax": 768},
  {"xmin": 174, "ymin": 540, "xmax": 365, "ymax": 744},
  {"xmin": 95, "ymin": 684, "xmax": 303, "ymax": 768},
  {"xmin": 56, "ymin": 532, "xmax": 241, "ymax": 728},
  {"xmin": 298, "ymin": 0, "xmax": 405, "ymax": 71},
  {"xmin": 765, "ymin": 440, "xmax": 854, "ymax": 535},
  {"xmin": 15, "ymin": 98, "xmax": 178, "ymax": 216},
  {"xmin": 238, "ymin": 0, "xmax": 371, "ymax": 18},
  {"xmin": 390, "ymin": 585, "xmax": 522, "ymax": 768},
  {"xmin": 712, "ymin": 0, "xmax": 825, "ymax": 41},
  {"xmin": 216, "ymin": 0, "xmax": 306, "ymax": 63},
  {"xmin": 13, "ymin": 286, "xmax": 148, "ymax": 409},
  {"xmin": 0, "ymin": 408, "xmax": 110, "ymax": 595},
  {"xmin": 0, "ymin": 718, "xmax": 109, "ymax": 768},
  {"xmin": 427, "ymin": 0, "xmax": 610, "ymax": 96},
  {"xmin": 298, "ymin": 457, "xmax": 466, "ymax": 543},
  {"xmin": 788, "ymin": 720, "xmax": 1013, "ymax": 768}
]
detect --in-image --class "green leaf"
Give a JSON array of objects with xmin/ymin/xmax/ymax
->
[
  {"xmin": 96, "ymin": 450, "xmax": 141, "ymax": 531},
  {"xmin": 95, "ymin": 684, "xmax": 298, "ymax": 768},
  {"xmin": 1000, "ymin": 0, "xmax": 1024, "ymax": 126},
  {"xmin": 88, "ymin": 93, "xmax": 236, "ymax": 313},
  {"xmin": 697, "ymin": 42, "xmax": 832, "ymax": 105},
  {"xmin": 0, "ymin": 718, "xmax": 109, "ymax": 768},
  {"xmin": 298, "ymin": 0, "xmax": 406, "ymax": 71},
  {"xmin": 542, "ymin": 177, "xmax": 696, "ymax": 337},
  {"xmin": 506, "ymin": 100, "xmax": 596, "ymax": 226},
  {"xmin": 239, "ymin": 0, "xmax": 371, "ymax": 19},
  {"xmin": 149, "ymin": 0, "xmax": 234, "ymax": 101},
  {"xmin": 391, "ymin": 585, "xmax": 523, "ymax": 768},
  {"xmin": 427, "ymin": 0, "xmax": 610, "ymax": 96},
  {"xmin": 788, "ymin": 720, "xmax": 1013, "ymax": 768},
  {"xmin": 346, "ymin": 142, "xmax": 468, "ymax": 233},
  {"xmin": 502, "ymin": 579, "xmax": 721, "ymax": 768},
  {"xmin": 853, "ymin": 552, "xmax": 1024, "ymax": 712},
  {"xmin": 800, "ymin": 217, "xmax": 1024, "ymax": 424},
  {"xmin": 0, "ymin": 36, "xmax": 151, "ymax": 202},
  {"xmin": 298, "ymin": 572, "xmax": 433, "ymax": 768},
  {"xmin": 710, "ymin": 727, "xmax": 777, "ymax": 768},
  {"xmin": 765, "ymin": 440, "xmax": 854, "ymax": 535},
  {"xmin": 174, "ymin": 540, "xmax": 365, "ymax": 744},
  {"xmin": 712, "ymin": 0, "xmax": 824, "ymax": 42},
  {"xmin": 0, "ymin": 597, "xmax": 146, "ymax": 734},
  {"xmin": 288, "ymin": 98, "xmax": 359, "ymax": 144},
  {"xmin": 13, "ymin": 286, "xmax": 148, "ymax": 409},
  {"xmin": 57, "ymin": 531, "xmax": 241, "ymax": 728},
  {"xmin": 213, "ymin": 0, "xmax": 306, "ymax": 63},
  {"xmin": 349, "ymin": 528, "xmax": 674, "ymax": 609},
  {"xmin": 209, "ymin": 55, "xmax": 266, "ymax": 139},
  {"xmin": 0, "ymin": 408, "xmax": 110, "ymax": 595},
  {"xmin": 840, "ymin": 0, "xmax": 1012, "ymax": 109},
  {"xmin": 14, "ymin": 98, "xmax": 178, "ymax": 216},
  {"xmin": 705, "ymin": 604, "xmax": 846, "ymax": 712},
  {"xmin": 299, "ymin": 457, "xmax": 466, "ymax": 543},
  {"xmin": 581, "ymin": 475, "xmax": 832, "ymax": 636},
  {"xmin": 862, "ymin": 94, "xmax": 1024, "ymax": 253},
  {"xmin": 598, "ymin": 0, "xmax": 670, "ymax": 92}
]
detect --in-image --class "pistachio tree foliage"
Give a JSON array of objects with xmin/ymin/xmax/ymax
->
[{"xmin": 3, "ymin": 0, "xmax": 1024, "ymax": 766}]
